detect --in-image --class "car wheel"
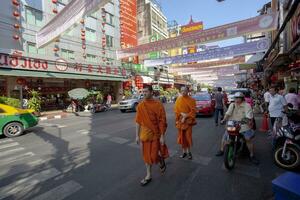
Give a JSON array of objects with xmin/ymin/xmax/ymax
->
[
  {"xmin": 120, "ymin": 109, "xmax": 126, "ymax": 113},
  {"xmin": 132, "ymin": 103, "xmax": 138, "ymax": 112},
  {"xmin": 3, "ymin": 122, "xmax": 24, "ymax": 138}
]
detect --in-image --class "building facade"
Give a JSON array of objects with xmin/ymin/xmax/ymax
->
[{"xmin": 0, "ymin": 0, "xmax": 127, "ymax": 110}]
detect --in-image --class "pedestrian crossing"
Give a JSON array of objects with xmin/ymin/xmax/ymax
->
[{"xmin": 0, "ymin": 138, "xmax": 83, "ymax": 200}]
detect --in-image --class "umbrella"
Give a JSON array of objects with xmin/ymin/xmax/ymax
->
[{"xmin": 68, "ymin": 88, "xmax": 90, "ymax": 100}]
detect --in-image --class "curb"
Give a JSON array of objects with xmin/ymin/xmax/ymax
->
[{"xmin": 39, "ymin": 113, "xmax": 68, "ymax": 121}]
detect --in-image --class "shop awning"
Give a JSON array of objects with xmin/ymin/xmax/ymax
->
[{"xmin": 0, "ymin": 69, "xmax": 126, "ymax": 82}]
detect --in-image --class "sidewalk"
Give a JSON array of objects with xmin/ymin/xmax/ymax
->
[{"xmin": 39, "ymin": 104, "xmax": 119, "ymax": 121}]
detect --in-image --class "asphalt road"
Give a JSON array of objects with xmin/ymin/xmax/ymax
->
[{"xmin": 0, "ymin": 104, "xmax": 285, "ymax": 200}]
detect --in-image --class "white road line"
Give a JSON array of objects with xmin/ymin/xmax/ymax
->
[
  {"xmin": 0, "ymin": 168, "xmax": 61, "ymax": 200},
  {"xmin": 54, "ymin": 115, "xmax": 62, "ymax": 119},
  {"xmin": 0, "ymin": 139, "xmax": 14, "ymax": 144},
  {"xmin": 127, "ymin": 142, "xmax": 140, "ymax": 149},
  {"xmin": 0, "ymin": 152, "xmax": 35, "ymax": 167},
  {"xmin": 93, "ymin": 134, "xmax": 110, "ymax": 139},
  {"xmin": 108, "ymin": 137, "xmax": 129, "ymax": 144},
  {"xmin": 31, "ymin": 180, "xmax": 82, "ymax": 200},
  {"xmin": 0, "ymin": 147, "xmax": 25, "ymax": 158},
  {"xmin": 0, "ymin": 159, "xmax": 44, "ymax": 179},
  {"xmin": 0, "ymin": 142, "xmax": 19, "ymax": 150}
]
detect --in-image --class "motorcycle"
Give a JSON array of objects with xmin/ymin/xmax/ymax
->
[
  {"xmin": 223, "ymin": 120, "xmax": 249, "ymax": 170},
  {"xmin": 273, "ymin": 109, "xmax": 300, "ymax": 170}
]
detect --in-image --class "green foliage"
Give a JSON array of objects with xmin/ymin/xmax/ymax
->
[
  {"xmin": 95, "ymin": 91, "xmax": 103, "ymax": 103},
  {"xmin": 0, "ymin": 96, "xmax": 21, "ymax": 108},
  {"xmin": 27, "ymin": 90, "xmax": 42, "ymax": 112},
  {"xmin": 124, "ymin": 89, "xmax": 132, "ymax": 98}
]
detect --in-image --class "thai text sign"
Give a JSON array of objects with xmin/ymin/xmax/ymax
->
[
  {"xmin": 144, "ymin": 39, "xmax": 269, "ymax": 67},
  {"xmin": 0, "ymin": 54, "xmax": 127, "ymax": 77},
  {"xmin": 117, "ymin": 13, "xmax": 277, "ymax": 58}
]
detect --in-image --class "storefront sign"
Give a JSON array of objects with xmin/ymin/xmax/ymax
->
[
  {"xmin": 181, "ymin": 20, "xmax": 203, "ymax": 34},
  {"xmin": 0, "ymin": 53, "xmax": 127, "ymax": 77},
  {"xmin": 145, "ymin": 39, "xmax": 269, "ymax": 67},
  {"xmin": 36, "ymin": 0, "xmax": 111, "ymax": 47},
  {"xmin": 117, "ymin": 12, "xmax": 278, "ymax": 58}
]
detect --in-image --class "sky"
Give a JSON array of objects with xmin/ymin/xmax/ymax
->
[{"xmin": 159, "ymin": 0, "xmax": 271, "ymax": 47}]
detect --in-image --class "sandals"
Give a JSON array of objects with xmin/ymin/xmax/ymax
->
[
  {"xmin": 140, "ymin": 178, "xmax": 152, "ymax": 186},
  {"xmin": 188, "ymin": 152, "xmax": 193, "ymax": 160},
  {"xmin": 180, "ymin": 153, "xmax": 187, "ymax": 158},
  {"xmin": 159, "ymin": 159, "xmax": 167, "ymax": 174}
]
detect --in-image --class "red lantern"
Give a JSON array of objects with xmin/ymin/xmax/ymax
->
[
  {"xmin": 12, "ymin": 0, "xmax": 20, "ymax": 6},
  {"xmin": 52, "ymin": 0, "xmax": 58, "ymax": 3},
  {"xmin": 102, "ymin": 22, "xmax": 105, "ymax": 26},
  {"xmin": 80, "ymin": 19, "xmax": 84, "ymax": 24},
  {"xmin": 81, "ymin": 32, "xmax": 85, "ymax": 36},
  {"xmin": 82, "ymin": 45, "xmax": 86, "ymax": 49},
  {"xmin": 13, "ymin": 34, "xmax": 19, "ymax": 40},
  {"xmin": 52, "ymin": 8, "xmax": 58, "ymax": 14},
  {"xmin": 55, "ymin": 38, "xmax": 60, "ymax": 42},
  {"xmin": 13, "ymin": 23, "xmax": 20, "ymax": 29},
  {"xmin": 81, "ymin": 29, "xmax": 85, "ymax": 33},
  {"xmin": 53, "ymin": 47, "xmax": 59, "ymax": 52},
  {"xmin": 13, "ymin": 11, "xmax": 20, "ymax": 17},
  {"xmin": 81, "ymin": 36, "xmax": 85, "ymax": 40}
]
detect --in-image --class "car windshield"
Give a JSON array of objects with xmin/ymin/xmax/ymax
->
[{"xmin": 193, "ymin": 94, "xmax": 211, "ymax": 101}]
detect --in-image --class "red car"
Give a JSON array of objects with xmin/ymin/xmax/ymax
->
[{"xmin": 193, "ymin": 93, "xmax": 215, "ymax": 116}]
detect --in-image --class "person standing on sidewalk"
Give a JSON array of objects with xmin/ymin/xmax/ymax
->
[
  {"xmin": 263, "ymin": 88, "xmax": 271, "ymax": 112},
  {"xmin": 285, "ymin": 87, "xmax": 299, "ymax": 110},
  {"xmin": 268, "ymin": 86, "xmax": 288, "ymax": 128},
  {"xmin": 135, "ymin": 85, "xmax": 168, "ymax": 186},
  {"xmin": 214, "ymin": 87, "xmax": 225, "ymax": 126},
  {"xmin": 174, "ymin": 86, "xmax": 197, "ymax": 160},
  {"xmin": 106, "ymin": 93, "xmax": 112, "ymax": 108}
]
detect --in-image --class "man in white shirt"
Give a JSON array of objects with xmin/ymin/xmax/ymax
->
[
  {"xmin": 285, "ymin": 87, "xmax": 300, "ymax": 110},
  {"xmin": 268, "ymin": 86, "xmax": 288, "ymax": 127},
  {"xmin": 264, "ymin": 88, "xmax": 271, "ymax": 107}
]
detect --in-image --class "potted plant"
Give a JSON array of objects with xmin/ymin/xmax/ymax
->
[{"xmin": 27, "ymin": 90, "xmax": 42, "ymax": 116}]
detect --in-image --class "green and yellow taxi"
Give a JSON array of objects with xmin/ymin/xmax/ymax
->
[{"xmin": 0, "ymin": 104, "xmax": 39, "ymax": 137}]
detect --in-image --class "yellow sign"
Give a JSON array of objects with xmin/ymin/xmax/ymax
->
[{"xmin": 181, "ymin": 24, "xmax": 203, "ymax": 33}]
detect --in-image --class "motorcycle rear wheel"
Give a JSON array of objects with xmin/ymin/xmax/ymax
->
[
  {"xmin": 224, "ymin": 144, "xmax": 236, "ymax": 170},
  {"xmin": 274, "ymin": 145, "xmax": 300, "ymax": 170}
]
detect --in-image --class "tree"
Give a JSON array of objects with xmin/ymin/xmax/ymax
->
[{"xmin": 27, "ymin": 90, "xmax": 42, "ymax": 113}]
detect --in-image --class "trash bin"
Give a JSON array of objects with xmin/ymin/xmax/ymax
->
[{"xmin": 272, "ymin": 172, "xmax": 300, "ymax": 200}]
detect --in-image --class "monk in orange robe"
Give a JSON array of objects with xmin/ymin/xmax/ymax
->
[
  {"xmin": 135, "ymin": 85, "xmax": 168, "ymax": 186},
  {"xmin": 174, "ymin": 86, "xmax": 196, "ymax": 160}
]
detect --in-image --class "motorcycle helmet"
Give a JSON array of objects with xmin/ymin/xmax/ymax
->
[{"xmin": 234, "ymin": 92, "xmax": 245, "ymax": 98}]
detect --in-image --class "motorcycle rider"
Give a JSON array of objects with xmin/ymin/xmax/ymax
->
[{"xmin": 215, "ymin": 92, "xmax": 259, "ymax": 165}]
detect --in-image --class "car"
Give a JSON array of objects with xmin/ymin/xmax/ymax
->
[
  {"xmin": 0, "ymin": 104, "xmax": 39, "ymax": 137},
  {"xmin": 193, "ymin": 93, "xmax": 215, "ymax": 116},
  {"xmin": 226, "ymin": 88, "xmax": 252, "ymax": 103},
  {"xmin": 118, "ymin": 94, "xmax": 143, "ymax": 113}
]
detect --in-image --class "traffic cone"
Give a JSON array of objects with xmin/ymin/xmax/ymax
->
[{"xmin": 259, "ymin": 113, "xmax": 269, "ymax": 132}]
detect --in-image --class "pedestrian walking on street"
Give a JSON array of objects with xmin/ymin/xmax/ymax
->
[
  {"xmin": 174, "ymin": 86, "xmax": 197, "ymax": 160},
  {"xmin": 135, "ymin": 85, "xmax": 168, "ymax": 186},
  {"xmin": 214, "ymin": 87, "xmax": 225, "ymax": 126},
  {"xmin": 268, "ymin": 86, "xmax": 288, "ymax": 128}
]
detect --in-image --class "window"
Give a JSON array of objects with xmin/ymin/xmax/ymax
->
[
  {"xmin": 27, "ymin": 43, "xmax": 45, "ymax": 55},
  {"xmin": 25, "ymin": 7, "xmax": 43, "ymax": 27},
  {"xmin": 103, "ymin": 12, "xmax": 114, "ymax": 26},
  {"xmin": 86, "ymin": 54, "xmax": 97, "ymax": 63},
  {"xmin": 86, "ymin": 28, "xmax": 96, "ymax": 42},
  {"xmin": 61, "ymin": 49, "xmax": 75, "ymax": 60},
  {"xmin": 106, "ymin": 35, "xmax": 113, "ymax": 48}
]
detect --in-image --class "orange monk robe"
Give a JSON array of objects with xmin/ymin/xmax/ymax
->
[
  {"xmin": 135, "ymin": 99, "xmax": 168, "ymax": 165},
  {"xmin": 174, "ymin": 96, "xmax": 196, "ymax": 149}
]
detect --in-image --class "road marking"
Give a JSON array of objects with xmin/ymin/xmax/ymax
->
[
  {"xmin": 108, "ymin": 137, "xmax": 129, "ymax": 144},
  {"xmin": 31, "ymin": 180, "xmax": 82, "ymax": 200},
  {"xmin": 93, "ymin": 134, "xmax": 110, "ymax": 139},
  {"xmin": 54, "ymin": 115, "xmax": 62, "ymax": 119},
  {"xmin": 0, "ymin": 159, "xmax": 44, "ymax": 179},
  {"xmin": 0, "ymin": 142, "xmax": 19, "ymax": 150},
  {"xmin": 77, "ymin": 129, "xmax": 90, "ymax": 135},
  {"xmin": 192, "ymin": 155, "xmax": 212, "ymax": 166},
  {"xmin": 127, "ymin": 142, "xmax": 140, "ymax": 149},
  {"xmin": 0, "ymin": 147, "xmax": 24, "ymax": 158},
  {"xmin": 0, "ymin": 168, "xmax": 61, "ymax": 200},
  {"xmin": 0, "ymin": 139, "xmax": 14, "ymax": 144},
  {"xmin": 222, "ymin": 163, "xmax": 261, "ymax": 178},
  {"xmin": 39, "ymin": 123, "xmax": 67, "ymax": 128},
  {"xmin": 0, "ymin": 152, "xmax": 35, "ymax": 167}
]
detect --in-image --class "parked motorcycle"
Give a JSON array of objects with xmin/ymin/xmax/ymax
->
[
  {"xmin": 223, "ymin": 120, "xmax": 249, "ymax": 170},
  {"xmin": 273, "ymin": 109, "xmax": 300, "ymax": 170}
]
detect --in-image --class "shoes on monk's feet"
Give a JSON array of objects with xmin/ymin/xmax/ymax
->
[
  {"xmin": 159, "ymin": 159, "xmax": 167, "ymax": 174},
  {"xmin": 180, "ymin": 153, "xmax": 187, "ymax": 158},
  {"xmin": 188, "ymin": 152, "xmax": 193, "ymax": 160},
  {"xmin": 140, "ymin": 178, "xmax": 152, "ymax": 186}
]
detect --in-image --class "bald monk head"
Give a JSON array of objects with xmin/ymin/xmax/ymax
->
[
  {"xmin": 180, "ymin": 86, "xmax": 189, "ymax": 97},
  {"xmin": 143, "ymin": 85, "xmax": 154, "ymax": 99}
]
